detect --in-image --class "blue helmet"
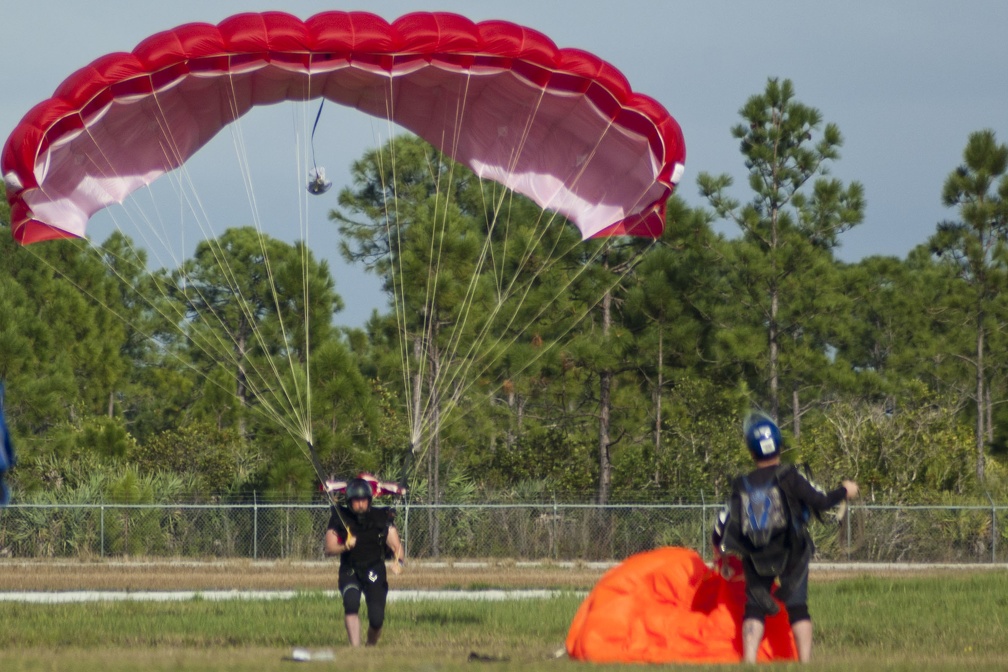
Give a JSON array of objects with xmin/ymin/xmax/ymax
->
[{"xmin": 744, "ymin": 413, "xmax": 782, "ymax": 459}]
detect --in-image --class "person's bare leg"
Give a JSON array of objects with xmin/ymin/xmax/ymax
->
[
  {"xmin": 366, "ymin": 626, "xmax": 381, "ymax": 646},
  {"xmin": 742, "ymin": 618, "xmax": 764, "ymax": 663},
  {"xmin": 792, "ymin": 619, "xmax": 813, "ymax": 662},
  {"xmin": 345, "ymin": 614, "xmax": 361, "ymax": 647}
]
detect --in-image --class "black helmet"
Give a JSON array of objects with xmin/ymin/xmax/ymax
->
[{"xmin": 345, "ymin": 477, "xmax": 373, "ymax": 501}]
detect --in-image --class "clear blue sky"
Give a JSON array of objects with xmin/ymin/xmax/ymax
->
[{"xmin": 3, "ymin": 1, "xmax": 1007, "ymax": 326}]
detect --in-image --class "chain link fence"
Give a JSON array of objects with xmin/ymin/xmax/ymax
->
[{"xmin": 0, "ymin": 502, "xmax": 1004, "ymax": 563}]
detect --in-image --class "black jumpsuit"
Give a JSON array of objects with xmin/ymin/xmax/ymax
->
[{"xmin": 328, "ymin": 505, "xmax": 393, "ymax": 629}]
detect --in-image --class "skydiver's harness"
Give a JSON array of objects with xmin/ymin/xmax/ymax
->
[{"xmin": 720, "ymin": 464, "xmax": 810, "ymax": 578}]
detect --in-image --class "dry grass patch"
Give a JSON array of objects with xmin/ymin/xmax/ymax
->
[{"xmin": 0, "ymin": 559, "xmax": 607, "ymax": 591}]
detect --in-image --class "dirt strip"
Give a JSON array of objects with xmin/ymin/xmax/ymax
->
[
  {"xmin": 0, "ymin": 559, "xmax": 610, "ymax": 592},
  {"xmin": 1, "ymin": 559, "xmax": 1002, "ymax": 592}
]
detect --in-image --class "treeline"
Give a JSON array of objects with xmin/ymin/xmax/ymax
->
[{"xmin": 1, "ymin": 78, "xmax": 1006, "ymax": 507}]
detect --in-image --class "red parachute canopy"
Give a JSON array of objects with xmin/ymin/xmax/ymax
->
[{"xmin": 2, "ymin": 11, "xmax": 685, "ymax": 245}]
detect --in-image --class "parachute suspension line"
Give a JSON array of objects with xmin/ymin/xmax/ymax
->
[
  {"xmin": 260, "ymin": 85, "xmax": 317, "ymax": 447},
  {"xmin": 424, "ymin": 73, "xmax": 482, "ymax": 403},
  {"xmin": 212, "ymin": 69, "xmax": 314, "ymax": 441},
  {"xmin": 30, "ymin": 85, "xmax": 322, "ymax": 463},
  {"xmin": 420, "ymin": 96, "xmax": 642, "ymax": 442},
  {"xmin": 427, "ymin": 228, "xmax": 572, "ymax": 437},
  {"xmin": 65, "ymin": 110, "xmax": 289, "ymax": 438},
  {"xmin": 19, "ymin": 244, "xmax": 308, "ymax": 450},
  {"xmin": 264, "ymin": 81, "xmax": 321, "ymax": 446},
  {"xmin": 402, "ymin": 87, "xmax": 463, "ymax": 447},
  {"xmin": 369, "ymin": 129, "xmax": 416, "ymax": 447},
  {"xmin": 304, "ymin": 440, "xmax": 346, "ymax": 518},
  {"xmin": 386, "ymin": 73, "xmax": 595, "ymax": 445},
  {"xmin": 296, "ymin": 89, "xmax": 316, "ymax": 445},
  {"xmin": 77, "ymin": 84, "xmax": 284, "ymax": 415},
  {"xmin": 238, "ymin": 131, "xmax": 314, "ymax": 444},
  {"xmin": 452, "ymin": 87, "xmax": 561, "ymax": 322},
  {"xmin": 433, "ymin": 102, "xmax": 639, "ymax": 388},
  {"xmin": 414, "ymin": 84, "xmax": 567, "ymax": 436},
  {"xmin": 437, "ymin": 238, "xmax": 657, "ymax": 443},
  {"xmin": 430, "ymin": 119, "xmax": 653, "ymax": 439},
  {"xmin": 96, "ymin": 68, "xmax": 312, "ymax": 444},
  {"xmin": 376, "ymin": 81, "xmax": 425, "ymax": 451},
  {"xmin": 377, "ymin": 116, "xmax": 429, "ymax": 509},
  {"xmin": 431, "ymin": 202, "xmax": 559, "ymax": 413},
  {"xmin": 414, "ymin": 79, "xmax": 509, "ymax": 436},
  {"xmin": 415, "ymin": 136, "xmax": 453, "ymax": 440},
  {"xmin": 395, "ymin": 75, "xmax": 479, "ymax": 451}
]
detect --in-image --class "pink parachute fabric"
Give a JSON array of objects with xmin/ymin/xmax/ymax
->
[
  {"xmin": 323, "ymin": 473, "xmax": 406, "ymax": 498},
  {"xmin": 566, "ymin": 547, "xmax": 798, "ymax": 664},
  {"xmin": 2, "ymin": 11, "xmax": 685, "ymax": 245}
]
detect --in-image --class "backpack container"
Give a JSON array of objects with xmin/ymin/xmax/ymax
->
[{"xmin": 722, "ymin": 466, "xmax": 793, "ymax": 577}]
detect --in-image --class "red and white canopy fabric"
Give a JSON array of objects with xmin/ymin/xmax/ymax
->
[
  {"xmin": 2, "ymin": 11, "xmax": 685, "ymax": 245},
  {"xmin": 323, "ymin": 473, "xmax": 406, "ymax": 498}
]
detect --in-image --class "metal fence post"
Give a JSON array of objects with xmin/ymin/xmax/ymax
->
[
  {"xmin": 552, "ymin": 497, "xmax": 559, "ymax": 561},
  {"xmin": 985, "ymin": 491, "xmax": 996, "ymax": 563},
  {"xmin": 253, "ymin": 492, "xmax": 258, "ymax": 560},
  {"xmin": 100, "ymin": 504, "xmax": 105, "ymax": 558},
  {"xmin": 403, "ymin": 502, "xmax": 410, "ymax": 560},
  {"xmin": 700, "ymin": 491, "xmax": 707, "ymax": 562}
]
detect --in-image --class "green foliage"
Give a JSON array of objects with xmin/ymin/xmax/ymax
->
[
  {"xmin": 798, "ymin": 386, "xmax": 974, "ymax": 501},
  {"xmin": 133, "ymin": 422, "xmax": 262, "ymax": 495},
  {"xmin": 928, "ymin": 129, "xmax": 1008, "ymax": 482},
  {"xmin": 79, "ymin": 416, "xmax": 138, "ymax": 461},
  {"xmin": 697, "ymin": 77, "xmax": 865, "ymax": 425},
  {"xmin": 487, "ymin": 426, "xmax": 597, "ymax": 500},
  {"xmin": 653, "ymin": 374, "xmax": 751, "ymax": 502}
]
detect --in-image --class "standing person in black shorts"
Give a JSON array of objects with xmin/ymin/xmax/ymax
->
[
  {"xmin": 324, "ymin": 477, "xmax": 404, "ymax": 646},
  {"xmin": 712, "ymin": 413, "xmax": 858, "ymax": 663}
]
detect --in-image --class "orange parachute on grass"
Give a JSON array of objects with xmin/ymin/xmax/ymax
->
[{"xmin": 566, "ymin": 546, "xmax": 797, "ymax": 664}]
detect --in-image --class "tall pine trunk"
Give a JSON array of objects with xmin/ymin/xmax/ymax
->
[
  {"xmin": 653, "ymin": 329, "xmax": 663, "ymax": 486},
  {"xmin": 236, "ymin": 324, "xmax": 248, "ymax": 437},
  {"xmin": 597, "ymin": 286, "xmax": 613, "ymax": 505},
  {"xmin": 976, "ymin": 310, "xmax": 985, "ymax": 481}
]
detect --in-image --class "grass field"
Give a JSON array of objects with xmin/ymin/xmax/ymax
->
[{"xmin": 0, "ymin": 560, "xmax": 1006, "ymax": 671}]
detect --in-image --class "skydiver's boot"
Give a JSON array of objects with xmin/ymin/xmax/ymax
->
[{"xmin": 366, "ymin": 626, "xmax": 381, "ymax": 646}]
